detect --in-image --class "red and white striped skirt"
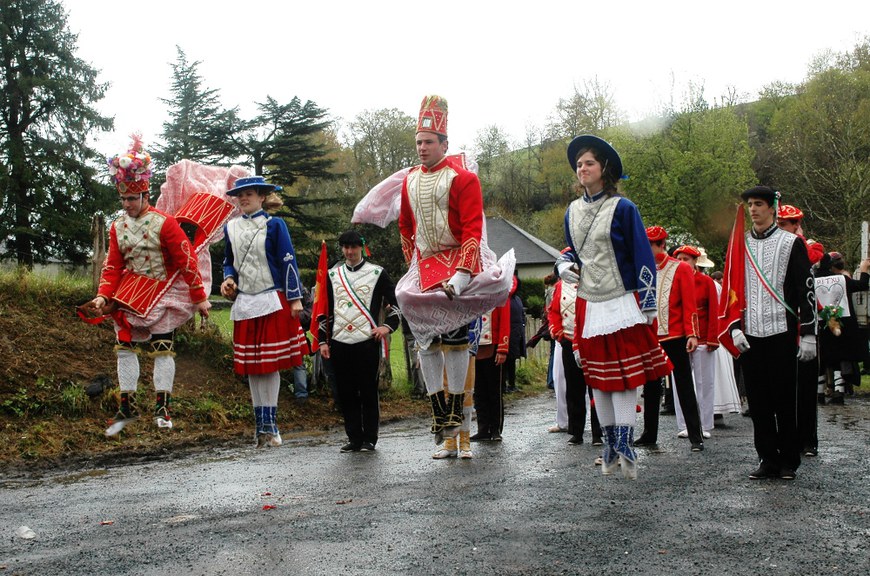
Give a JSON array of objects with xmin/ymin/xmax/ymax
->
[
  {"xmin": 232, "ymin": 293, "xmax": 306, "ymax": 376},
  {"xmin": 574, "ymin": 298, "xmax": 672, "ymax": 392}
]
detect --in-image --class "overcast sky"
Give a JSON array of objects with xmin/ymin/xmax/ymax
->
[{"xmin": 64, "ymin": 0, "xmax": 869, "ymax": 158}]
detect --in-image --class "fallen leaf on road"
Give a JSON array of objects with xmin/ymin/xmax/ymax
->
[
  {"xmin": 100, "ymin": 520, "xmax": 114, "ymax": 526},
  {"xmin": 335, "ymin": 499, "xmax": 353, "ymax": 505},
  {"xmin": 262, "ymin": 505, "xmax": 276, "ymax": 510}
]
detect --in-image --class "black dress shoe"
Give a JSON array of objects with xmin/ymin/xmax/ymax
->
[
  {"xmin": 340, "ymin": 442, "xmax": 361, "ymax": 453},
  {"xmin": 691, "ymin": 441, "xmax": 704, "ymax": 452},
  {"xmin": 803, "ymin": 446, "xmax": 818, "ymax": 457},
  {"xmin": 567, "ymin": 435, "xmax": 583, "ymax": 445},
  {"xmin": 748, "ymin": 464, "xmax": 778, "ymax": 479},
  {"xmin": 591, "ymin": 436, "xmax": 603, "ymax": 446},
  {"xmin": 634, "ymin": 434, "xmax": 657, "ymax": 446},
  {"xmin": 490, "ymin": 432, "xmax": 503, "ymax": 442},
  {"xmin": 778, "ymin": 468, "xmax": 796, "ymax": 480},
  {"xmin": 469, "ymin": 431, "xmax": 491, "ymax": 442},
  {"xmin": 660, "ymin": 406, "xmax": 675, "ymax": 415},
  {"xmin": 360, "ymin": 442, "xmax": 376, "ymax": 452}
]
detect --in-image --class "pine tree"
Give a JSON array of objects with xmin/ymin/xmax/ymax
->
[
  {"xmin": 0, "ymin": 0, "xmax": 113, "ymax": 268},
  {"xmin": 152, "ymin": 46, "xmax": 236, "ymax": 169}
]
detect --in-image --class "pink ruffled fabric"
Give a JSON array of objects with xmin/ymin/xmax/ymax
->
[{"xmin": 122, "ymin": 161, "xmax": 248, "ymax": 340}]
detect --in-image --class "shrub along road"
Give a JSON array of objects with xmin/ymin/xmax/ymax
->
[{"xmin": 1, "ymin": 393, "xmax": 867, "ymax": 575}]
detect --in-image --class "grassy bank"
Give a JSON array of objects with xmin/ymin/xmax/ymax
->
[{"xmin": 0, "ymin": 271, "xmax": 548, "ymax": 470}]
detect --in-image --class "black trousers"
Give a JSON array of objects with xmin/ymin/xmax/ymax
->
[
  {"xmin": 642, "ymin": 338, "xmax": 703, "ymax": 444},
  {"xmin": 474, "ymin": 354, "xmax": 503, "ymax": 435},
  {"xmin": 560, "ymin": 340, "xmax": 600, "ymax": 439},
  {"xmin": 331, "ymin": 340, "xmax": 381, "ymax": 445},
  {"xmin": 744, "ymin": 332, "xmax": 801, "ymax": 471},
  {"xmin": 796, "ymin": 355, "xmax": 818, "ymax": 451}
]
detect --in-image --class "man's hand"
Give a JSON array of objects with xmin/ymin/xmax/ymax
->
[
  {"xmin": 319, "ymin": 342, "xmax": 330, "ymax": 360},
  {"xmin": 195, "ymin": 299, "xmax": 211, "ymax": 318},
  {"xmin": 798, "ymin": 334, "xmax": 817, "ymax": 362},
  {"xmin": 731, "ymin": 328, "xmax": 750, "ymax": 353},
  {"xmin": 557, "ymin": 261, "xmax": 579, "ymax": 284},
  {"xmin": 686, "ymin": 336, "xmax": 698, "ymax": 353},
  {"xmin": 372, "ymin": 326, "xmax": 390, "ymax": 342},
  {"xmin": 90, "ymin": 295, "xmax": 107, "ymax": 315},
  {"xmin": 495, "ymin": 352, "xmax": 507, "ymax": 366},
  {"xmin": 443, "ymin": 271, "xmax": 471, "ymax": 300},
  {"xmin": 643, "ymin": 309, "xmax": 657, "ymax": 326}
]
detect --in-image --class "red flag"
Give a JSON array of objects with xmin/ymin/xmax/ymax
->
[
  {"xmin": 309, "ymin": 240, "xmax": 329, "ymax": 349},
  {"xmin": 718, "ymin": 204, "xmax": 747, "ymax": 358}
]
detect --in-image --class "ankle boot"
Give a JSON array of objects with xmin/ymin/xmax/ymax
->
[
  {"xmin": 601, "ymin": 425, "xmax": 619, "ymax": 475},
  {"xmin": 444, "ymin": 392, "xmax": 464, "ymax": 430},
  {"xmin": 429, "ymin": 392, "xmax": 448, "ymax": 441}
]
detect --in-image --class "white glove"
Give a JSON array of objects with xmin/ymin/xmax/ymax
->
[
  {"xmin": 731, "ymin": 328, "xmax": 751, "ymax": 353},
  {"xmin": 443, "ymin": 271, "xmax": 471, "ymax": 300},
  {"xmin": 557, "ymin": 261, "xmax": 579, "ymax": 284},
  {"xmin": 573, "ymin": 349, "xmax": 582, "ymax": 368},
  {"xmin": 798, "ymin": 334, "xmax": 817, "ymax": 362},
  {"xmin": 643, "ymin": 309, "xmax": 657, "ymax": 325}
]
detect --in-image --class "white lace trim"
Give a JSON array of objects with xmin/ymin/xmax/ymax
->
[{"xmin": 582, "ymin": 293, "xmax": 645, "ymax": 338}]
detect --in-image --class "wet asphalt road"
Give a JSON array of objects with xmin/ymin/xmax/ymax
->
[{"xmin": 2, "ymin": 393, "xmax": 868, "ymax": 576}]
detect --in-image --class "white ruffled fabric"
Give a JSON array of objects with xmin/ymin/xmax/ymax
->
[
  {"xmin": 581, "ymin": 293, "xmax": 646, "ymax": 339},
  {"xmin": 396, "ymin": 245, "xmax": 515, "ymax": 349},
  {"xmin": 231, "ymin": 290, "xmax": 282, "ymax": 322}
]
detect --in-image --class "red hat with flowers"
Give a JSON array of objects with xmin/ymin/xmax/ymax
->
[
  {"xmin": 645, "ymin": 226, "xmax": 668, "ymax": 242},
  {"xmin": 777, "ymin": 204, "xmax": 804, "ymax": 220},
  {"xmin": 107, "ymin": 134, "xmax": 153, "ymax": 194},
  {"xmin": 417, "ymin": 95, "xmax": 448, "ymax": 137}
]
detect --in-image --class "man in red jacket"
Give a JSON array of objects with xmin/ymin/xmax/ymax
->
[
  {"xmin": 86, "ymin": 137, "xmax": 211, "ymax": 436},
  {"xmin": 396, "ymin": 95, "xmax": 513, "ymax": 448},
  {"xmin": 674, "ymin": 246, "xmax": 719, "ymax": 437},
  {"xmin": 636, "ymin": 226, "xmax": 704, "ymax": 452}
]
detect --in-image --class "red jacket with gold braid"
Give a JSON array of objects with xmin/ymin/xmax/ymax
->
[
  {"xmin": 693, "ymin": 270, "xmax": 720, "ymax": 349},
  {"xmin": 98, "ymin": 206, "xmax": 207, "ymax": 304},
  {"xmin": 398, "ymin": 156, "xmax": 483, "ymax": 288},
  {"xmin": 653, "ymin": 253, "xmax": 698, "ymax": 341},
  {"xmin": 479, "ymin": 298, "xmax": 511, "ymax": 356}
]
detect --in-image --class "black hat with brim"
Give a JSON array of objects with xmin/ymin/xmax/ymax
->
[{"xmin": 567, "ymin": 134, "xmax": 623, "ymax": 180}]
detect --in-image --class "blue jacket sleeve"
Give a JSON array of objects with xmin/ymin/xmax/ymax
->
[
  {"xmin": 222, "ymin": 223, "xmax": 237, "ymax": 281},
  {"xmin": 270, "ymin": 218, "xmax": 302, "ymax": 300},
  {"xmin": 613, "ymin": 198, "xmax": 657, "ymax": 311},
  {"xmin": 556, "ymin": 206, "xmax": 580, "ymax": 273}
]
